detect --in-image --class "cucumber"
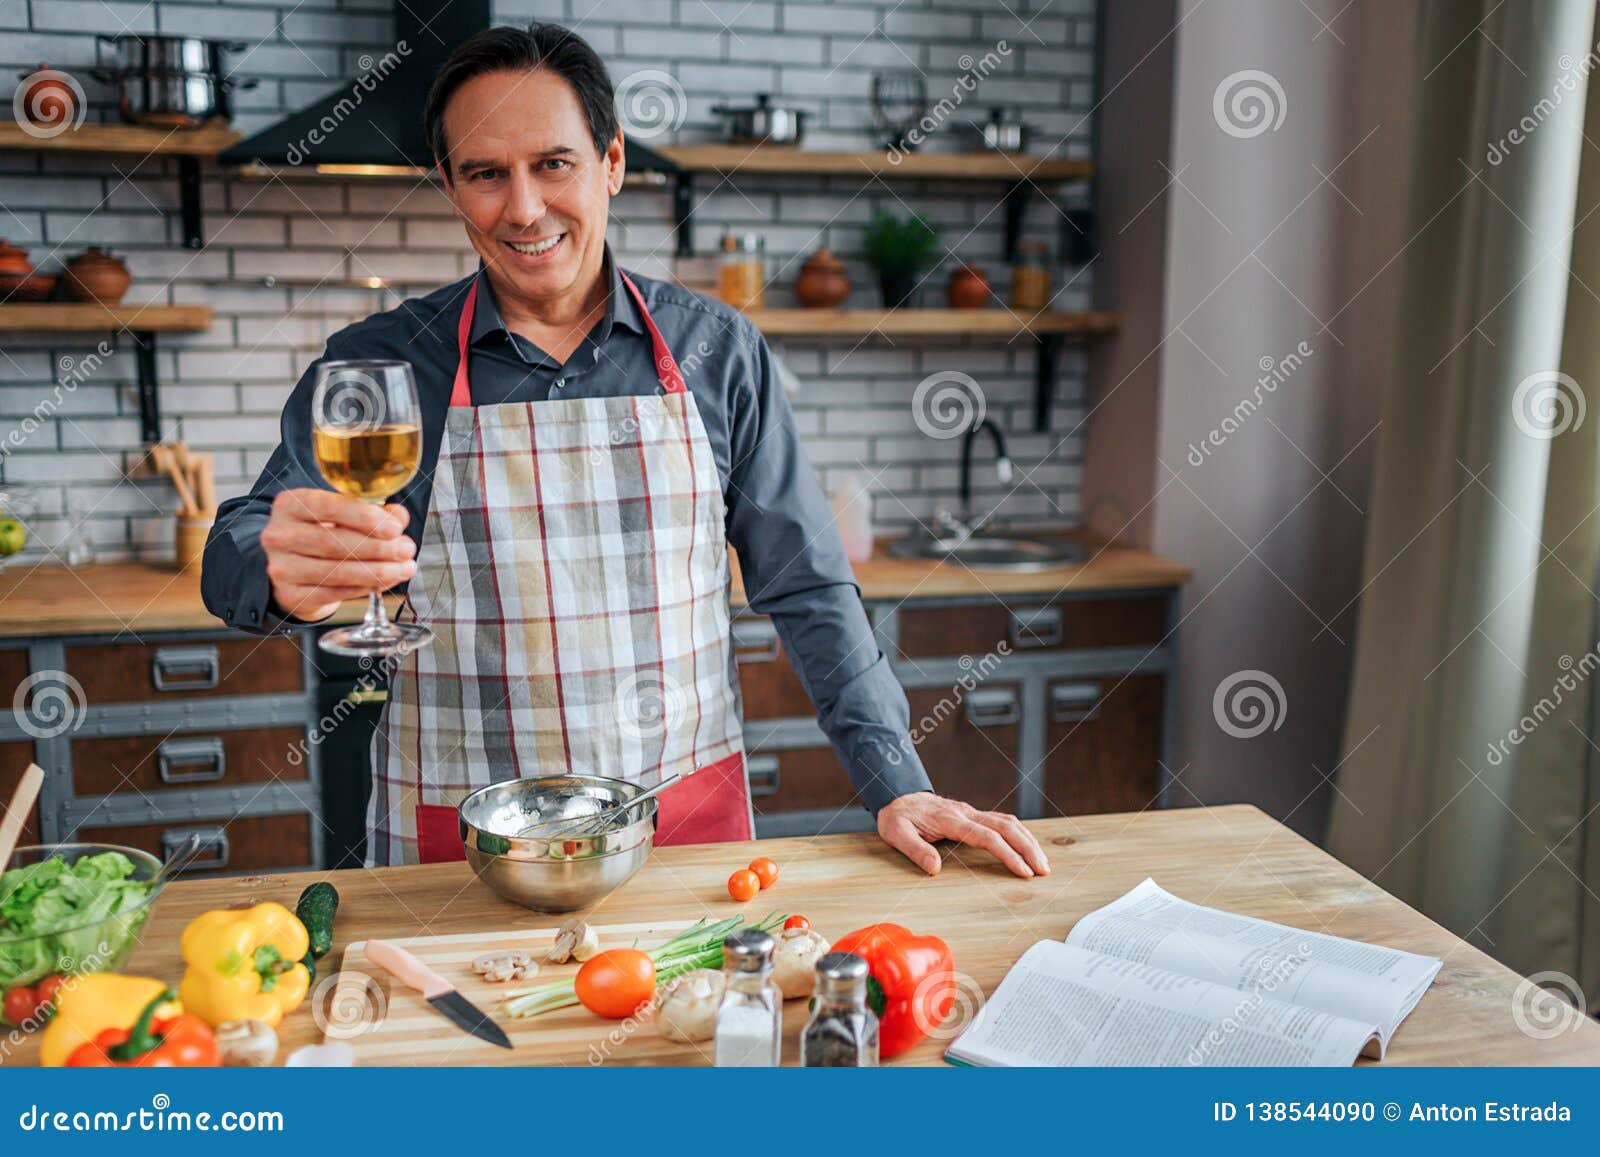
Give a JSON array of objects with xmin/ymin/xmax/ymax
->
[{"xmin": 296, "ymin": 881, "xmax": 339, "ymax": 959}]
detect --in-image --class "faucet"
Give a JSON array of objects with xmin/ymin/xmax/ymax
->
[{"xmin": 956, "ymin": 418, "xmax": 1013, "ymax": 528}]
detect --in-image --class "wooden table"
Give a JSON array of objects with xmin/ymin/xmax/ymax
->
[{"xmin": 10, "ymin": 806, "xmax": 1594, "ymax": 1066}]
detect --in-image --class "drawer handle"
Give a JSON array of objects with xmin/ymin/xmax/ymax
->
[
  {"xmin": 344, "ymin": 687, "xmax": 388, "ymax": 705},
  {"xmin": 151, "ymin": 645, "xmax": 220, "ymax": 691},
  {"xmin": 157, "ymin": 736, "xmax": 227, "ymax": 784},
  {"xmin": 731, "ymin": 618, "xmax": 781, "ymax": 664},
  {"xmin": 162, "ymin": 826, "xmax": 229, "ymax": 872},
  {"xmin": 1050, "ymin": 682, "xmax": 1102, "ymax": 724},
  {"xmin": 746, "ymin": 754, "xmax": 782, "ymax": 797},
  {"xmin": 964, "ymin": 687, "xmax": 1020, "ymax": 728},
  {"xmin": 1008, "ymin": 606, "xmax": 1063, "ymax": 649}
]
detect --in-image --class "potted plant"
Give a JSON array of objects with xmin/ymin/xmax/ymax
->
[{"xmin": 863, "ymin": 211, "xmax": 940, "ymax": 308}]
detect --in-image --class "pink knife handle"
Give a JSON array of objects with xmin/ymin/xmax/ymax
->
[{"xmin": 366, "ymin": 940, "xmax": 452, "ymax": 1000}]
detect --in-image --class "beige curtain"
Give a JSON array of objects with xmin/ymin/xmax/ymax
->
[{"xmin": 1329, "ymin": 0, "xmax": 1600, "ymax": 998}]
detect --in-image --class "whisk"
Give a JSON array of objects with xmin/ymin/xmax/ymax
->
[{"xmin": 514, "ymin": 774, "xmax": 682, "ymax": 839}]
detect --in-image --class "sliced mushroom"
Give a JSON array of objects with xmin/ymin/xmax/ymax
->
[
  {"xmin": 546, "ymin": 917, "xmax": 601, "ymax": 964},
  {"xmin": 472, "ymin": 950, "xmax": 538, "ymax": 983},
  {"xmin": 215, "ymin": 1019, "xmax": 278, "ymax": 1067},
  {"xmin": 656, "ymin": 968, "xmax": 726, "ymax": 1042}
]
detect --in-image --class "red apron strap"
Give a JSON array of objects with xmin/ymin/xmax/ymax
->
[
  {"xmin": 619, "ymin": 271, "xmax": 687, "ymax": 395},
  {"xmin": 449, "ymin": 278, "xmax": 479, "ymax": 409}
]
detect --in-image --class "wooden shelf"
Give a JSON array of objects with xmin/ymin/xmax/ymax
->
[
  {"xmin": 658, "ymin": 144, "xmax": 1091, "ymax": 183},
  {"xmin": 0, "ymin": 121, "xmax": 239, "ymax": 157},
  {"xmin": 0, "ymin": 303, "xmax": 213, "ymax": 333},
  {"xmin": 742, "ymin": 308, "xmax": 1119, "ymax": 338}
]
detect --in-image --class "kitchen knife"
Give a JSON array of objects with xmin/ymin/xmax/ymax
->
[{"xmin": 364, "ymin": 939, "xmax": 513, "ymax": 1050}]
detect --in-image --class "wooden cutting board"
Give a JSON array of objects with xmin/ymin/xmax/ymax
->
[{"xmin": 326, "ymin": 918, "xmax": 752, "ymax": 1066}]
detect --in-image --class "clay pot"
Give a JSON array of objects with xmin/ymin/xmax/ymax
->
[
  {"xmin": 62, "ymin": 247, "xmax": 132, "ymax": 305},
  {"xmin": 16, "ymin": 65, "xmax": 80, "ymax": 132},
  {"xmin": 947, "ymin": 262, "xmax": 992, "ymax": 309},
  {"xmin": 0, "ymin": 241, "xmax": 33, "ymax": 278},
  {"xmin": 793, "ymin": 247, "xmax": 851, "ymax": 308}
]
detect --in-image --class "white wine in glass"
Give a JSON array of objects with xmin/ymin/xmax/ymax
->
[{"xmin": 311, "ymin": 360, "xmax": 431, "ymax": 658}]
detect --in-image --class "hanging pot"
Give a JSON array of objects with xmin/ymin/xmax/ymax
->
[{"xmin": 91, "ymin": 35, "xmax": 257, "ymax": 127}]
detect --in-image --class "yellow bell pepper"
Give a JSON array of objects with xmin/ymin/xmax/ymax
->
[
  {"xmin": 178, "ymin": 902, "xmax": 310, "ymax": 1027},
  {"xmin": 38, "ymin": 973, "xmax": 181, "ymax": 1067}
]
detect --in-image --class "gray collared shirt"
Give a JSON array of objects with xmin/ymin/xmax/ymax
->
[{"xmin": 201, "ymin": 252, "xmax": 932, "ymax": 813}]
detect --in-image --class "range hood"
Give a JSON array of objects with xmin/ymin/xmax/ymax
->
[{"xmin": 220, "ymin": 0, "xmax": 675, "ymax": 179}]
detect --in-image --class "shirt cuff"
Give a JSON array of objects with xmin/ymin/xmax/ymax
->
[{"xmin": 847, "ymin": 735, "xmax": 934, "ymax": 815}]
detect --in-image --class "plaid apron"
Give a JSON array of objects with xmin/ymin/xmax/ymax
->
[{"xmin": 366, "ymin": 272, "xmax": 750, "ymax": 866}]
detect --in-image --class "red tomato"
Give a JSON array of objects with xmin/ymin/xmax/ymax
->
[
  {"xmin": 574, "ymin": 949, "xmax": 657, "ymax": 1019},
  {"xmin": 748, "ymin": 857, "xmax": 779, "ymax": 889},
  {"xmin": 727, "ymin": 868, "xmax": 760, "ymax": 902},
  {"xmin": 783, "ymin": 915, "xmax": 811, "ymax": 931},
  {"xmin": 3, "ymin": 986, "xmax": 37, "ymax": 1026},
  {"xmin": 32, "ymin": 974, "xmax": 64, "ymax": 1017}
]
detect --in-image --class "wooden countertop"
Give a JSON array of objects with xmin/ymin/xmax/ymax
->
[
  {"xmin": 0, "ymin": 535, "xmax": 1190, "ymax": 638},
  {"xmin": 7, "ymin": 807, "xmax": 1595, "ymax": 1066}
]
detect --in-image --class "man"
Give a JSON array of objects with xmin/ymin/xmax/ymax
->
[{"xmin": 202, "ymin": 21, "xmax": 1048, "ymax": 878}]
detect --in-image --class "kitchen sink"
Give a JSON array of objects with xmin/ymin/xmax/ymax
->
[{"xmin": 889, "ymin": 530, "xmax": 1086, "ymax": 571}]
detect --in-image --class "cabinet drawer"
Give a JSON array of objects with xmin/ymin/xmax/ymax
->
[
  {"xmin": 65, "ymin": 637, "xmax": 305, "ymax": 703},
  {"xmin": 906, "ymin": 683, "xmax": 1021, "ymax": 812},
  {"xmin": 896, "ymin": 597, "xmax": 1168, "ymax": 659},
  {"xmin": 71, "ymin": 728, "xmax": 308, "ymax": 796},
  {"xmin": 80, "ymin": 813, "xmax": 312, "ymax": 874},
  {"xmin": 746, "ymin": 748, "xmax": 860, "ymax": 814},
  {"xmin": 0, "ymin": 649, "xmax": 28, "ymax": 705},
  {"xmin": 732, "ymin": 616, "xmax": 813, "ymax": 719},
  {"xmin": 1, "ymin": 743, "xmax": 41, "ymax": 846},
  {"xmin": 1041, "ymin": 674, "xmax": 1163, "ymax": 816}
]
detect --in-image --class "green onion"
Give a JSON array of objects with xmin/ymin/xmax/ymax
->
[{"xmin": 503, "ymin": 912, "xmax": 785, "ymax": 1019}]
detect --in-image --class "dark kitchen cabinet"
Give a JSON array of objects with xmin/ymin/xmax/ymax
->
[{"xmin": 1039, "ymin": 674, "xmax": 1165, "ymax": 817}]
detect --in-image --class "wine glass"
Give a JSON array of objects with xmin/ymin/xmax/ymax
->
[{"xmin": 311, "ymin": 360, "xmax": 431, "ymax": 658}]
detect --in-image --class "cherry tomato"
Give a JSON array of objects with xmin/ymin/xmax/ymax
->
[
  {"xmin": 748, "ymin": 857, "xmax": 779, "ymax": 890},
  {"xmin": 574, "ymin": 948, "xmax": 657, "ymax": 1019},
  {"xmin": 727, "ymin": 868, "xmax": 761, "ymax": 902},
  {"xmin": 784, "ymin": 915, "xmax": 811, "ymax": 931},
  {"xmin": 2, "ymin": 986, "xmax": 37, "ymax": 1026},
  {"xmin": 32, "ymin": 974, "xmax": 64, "ymax": 1017}
]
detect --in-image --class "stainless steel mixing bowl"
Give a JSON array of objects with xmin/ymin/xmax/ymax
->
[{"xmin": 458, "ymin": 776, "xmax": 657, "ymax": 913}]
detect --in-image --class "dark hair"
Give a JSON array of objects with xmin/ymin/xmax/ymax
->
[{"xmin": 424, "ymin": 21, "xmax": 619, "ymax": 176}]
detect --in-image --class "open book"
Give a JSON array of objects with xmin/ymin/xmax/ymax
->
[{"xmin": 948, "ymin": 879, "xmax": 1442, "ymax": 1067}]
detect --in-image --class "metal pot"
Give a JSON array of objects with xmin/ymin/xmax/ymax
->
[
  {"xmin": 710, "ymin": 94, "xmax": 808, "ymax": 146},
  {"xmin": 91, "ymin": 34, "xmax": 256, "ymax": 128},
  {"xmin": 967, "ymin": 107, "xmax": 1029, "ymax": 153}
]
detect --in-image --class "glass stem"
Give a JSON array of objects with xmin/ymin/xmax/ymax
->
[{"xmin": 363, "ymin": 590, "xmax": 388, "ymax": 634}]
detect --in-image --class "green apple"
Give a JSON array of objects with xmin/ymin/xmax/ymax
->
[{"xmin": 0, "ymin": 518, "xmax": 27, "ymax": 557}]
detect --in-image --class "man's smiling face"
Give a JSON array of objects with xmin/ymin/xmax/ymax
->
[{"xmin": 439, "ymin": 66, "xmax": 625, "ymax": 308}]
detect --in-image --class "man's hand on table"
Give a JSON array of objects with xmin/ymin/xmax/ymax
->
[
  {"xmin": 260, "ymin": 488, "xmax": 415, "ymax": 622},
  {"xmin": 877, "ymin": 791, "xmax": 1051, "ymax": 878}
]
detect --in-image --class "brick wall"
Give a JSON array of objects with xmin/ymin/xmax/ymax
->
[{"xmin": 0, "ymin": 0, "xmax": 1096, "ymax": 564}]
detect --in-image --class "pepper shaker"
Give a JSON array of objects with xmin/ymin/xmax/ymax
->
[{"xmin": 800, "ymin": 951, "xmax": 879, "ymax": 1066}]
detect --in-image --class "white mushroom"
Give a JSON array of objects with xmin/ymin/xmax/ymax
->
[
  {"xmin": 547, "ymin": 917, "xmax": 600, "ymax": 964},
  {"xmin": 656, "ymin": 968, "xmax": 726, "ymax": 1042},
  {"xmin": 472, "ymin": 951, "xmax": 537, "ymax": 983},
  {"xmin": 771, "ymin": 926, "xmax": 831, "ymax": 999},
  {"xmin": 215, "ymin": 1019, "xmax": 278, "ymax": 1067}
]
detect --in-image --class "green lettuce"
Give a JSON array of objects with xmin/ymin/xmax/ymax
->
[{"xmin": 0, "ymin": 851, "xmax": 153, "ymax": 991}]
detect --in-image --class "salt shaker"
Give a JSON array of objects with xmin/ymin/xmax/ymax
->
[
  {"xmin": 800, "ymin": 951, "xmax": 879, "ymax": 1066},
  {"xmin": 714, "ymin": 929, "xmax": 782, "ymax": 1067}
]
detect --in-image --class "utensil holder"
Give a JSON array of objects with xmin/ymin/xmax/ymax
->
[{"xmin": 173, "ymin": 515, "xmax": 212, "ymax": 571}]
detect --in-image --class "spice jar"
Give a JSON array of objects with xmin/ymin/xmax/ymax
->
[
  {"xmin": 1010, "ymin": 240, "xmax": 1051, "ymax": 311},
  {"xmin": 800, "ymin": 952, "xmax": 879, "ymax": 1067},
  {"xmin": 718, "ymin": 231, "xmax": 766, "ymax": 312},
  {"xmin": 714, "ymin": 929, "xmax": 781, "ymax": 1067}
]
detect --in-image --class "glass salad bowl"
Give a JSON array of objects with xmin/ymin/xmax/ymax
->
[{"xmin": 0, "ymin": 843, "xmax": 166, "ymax": 999}]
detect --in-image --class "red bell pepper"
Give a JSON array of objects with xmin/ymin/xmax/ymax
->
[
  {"xmin": 66, "ymin": 989, "xmax": 220, "ymax": 1068},
  {"xmin": 831, "ymin": 923, "xmax": 955, "ymax": 1058}
]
